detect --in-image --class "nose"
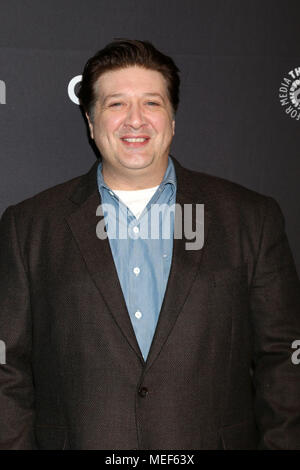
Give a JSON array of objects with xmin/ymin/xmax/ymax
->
[{"xmin": 124, "ymin": 102, "xmax": 146, "ymax": 128}]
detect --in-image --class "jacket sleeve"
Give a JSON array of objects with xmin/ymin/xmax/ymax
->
[
  {"xmin": 0, "ymin": 206, "xmax": 37, "ymax": 449},
  {"xmin": 250, "ymin": 196, "xmax": 300, "ymax": 449}
]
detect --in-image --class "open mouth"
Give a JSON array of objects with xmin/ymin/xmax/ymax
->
[{"xmin": 120, "ymin": 137, "xmax": 150, "ymax": 147}]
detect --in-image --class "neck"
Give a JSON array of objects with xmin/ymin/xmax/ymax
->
[{"xmin": 102, "ymin": 160, "xmax": 168, "ymax": 190}]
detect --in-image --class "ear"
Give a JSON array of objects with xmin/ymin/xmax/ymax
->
[
  {"xmin": 172, "ymin": 119, "xmax": 175, "ymax": 136},
  {"xmin": 85, "ymin": 112, "xmax": 94, "ymax": 140}
]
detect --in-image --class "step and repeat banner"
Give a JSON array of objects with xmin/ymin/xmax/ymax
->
[{"xmin": 0, "ymin": 0, "xmax": 300, "ymax": 272}]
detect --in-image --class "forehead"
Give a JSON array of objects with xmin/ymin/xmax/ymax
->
[{"xmin": 94, "ymin": 66, "xmax": 169, "ymax": 99}]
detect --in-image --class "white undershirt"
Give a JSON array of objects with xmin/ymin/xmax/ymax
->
[{"xmin": 113, "ymin": 186, "xmax": 159, "ymax": 219}]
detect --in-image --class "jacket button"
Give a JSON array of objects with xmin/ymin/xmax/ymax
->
[{"xmin": 138, "ymin": 387, "xmax": 148, "ymax": 397}]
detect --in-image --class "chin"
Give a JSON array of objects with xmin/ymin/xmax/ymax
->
[{"xmin": 118, "ymin": 154, "xmax": 154, "ymax": 170}]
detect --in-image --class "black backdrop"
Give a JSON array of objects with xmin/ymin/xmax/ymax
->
[{"xmin": 0, "ymin": 0, "xmax": 299, "ymax": 273}]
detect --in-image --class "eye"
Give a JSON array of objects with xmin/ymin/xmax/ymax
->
[
  {"xmin": 109, "ymin": 102, "xmax": 122, "ymax": 107},
  {"xmin": 147, "ymin": 101, "xmax": 159, "ymax": 106}
]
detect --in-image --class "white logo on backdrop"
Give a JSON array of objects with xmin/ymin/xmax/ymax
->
[
  {"xmin": 0, "ymin": 80, "xmax": 6, "ymax": 104},
  {"xmin": 0, "ymin": 340, "xmax": 6, "ymax": 364},
  {"xmin": 278, "ymin": 67, "xmax": 300, "ymax": 121},
  {"xmin": 68, "ymin": 75, "xmax": 82, "ymax": 105}
]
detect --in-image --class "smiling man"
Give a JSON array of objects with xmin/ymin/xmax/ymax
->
[
  {"xmin": 0, "ymin": 39, "xmax": 300, "ymax": 450},
  {"xmin": 85, "ymin": 66, "xmax": 175, "ymax": 189}
]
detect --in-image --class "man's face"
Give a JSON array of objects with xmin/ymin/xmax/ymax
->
[{"xmin": 86, "ymin": 66, "xmax": 175, "ymax": 181}]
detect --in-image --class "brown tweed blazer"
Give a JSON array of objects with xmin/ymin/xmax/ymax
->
[{"xmin": 0, "ymin": 156, "xmax": 299, "ymax": 449}]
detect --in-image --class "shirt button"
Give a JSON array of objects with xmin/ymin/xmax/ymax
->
[
  {"xmin": 135, "ymin": 311, "xmax": 142, "ymax": 319},
  {"xmin": 163, "ymin": 254, "xmax": 167, "ymax": 258},
  {"xmin": 133, "ymin": 226, "xmax": 139, "ymax": 234},
  {"xmin": 138, "ymin": 387, "xmax": 148, "ymax": 397},
  {"xmin": 109, "ymin": 190, "xmax": 114, "ymax": 196},
  {"xmin": 133, "ymin": 267, "xmax": 140, "ymax": 275}
]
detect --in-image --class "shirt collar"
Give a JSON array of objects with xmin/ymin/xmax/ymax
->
[{"xmin": 97, "ymin": 155, "xmax": 177, "ymax": 194}]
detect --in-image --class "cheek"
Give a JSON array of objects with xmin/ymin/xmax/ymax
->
[
  {"xmin": 95, "ymin": 114, "xmax": 121, "ymax": 132},
  {"xmin": 149, "ymin": 115, "xmax": 171, "ymax": 133},
  {"xmin": 157, "ymin": 118, "xmax": 175, "ymax": 137},
  {"xmin": 104, "ymin": 117, "xmax": 124, "ymax": 139}
]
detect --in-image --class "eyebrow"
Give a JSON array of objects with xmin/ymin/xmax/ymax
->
[{"xmin": 102, "ymin": 93, "xmax": 165, "ymax": 104}]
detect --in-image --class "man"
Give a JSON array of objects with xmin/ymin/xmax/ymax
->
[{"xmin": 0, "ymin": 39, "xmax": 299, "ymax": 450}]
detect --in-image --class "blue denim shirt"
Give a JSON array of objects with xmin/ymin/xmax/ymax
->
[{"xmin": 97, "ymin": 156, "xmax": 177, "ymax": 360}]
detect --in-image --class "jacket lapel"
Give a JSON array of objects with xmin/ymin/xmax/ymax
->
[
  {"xmin": 145, "ymin": 158, "xmax": 211, "ymax": 370},
  {"xmin": 65, "ymin": 157, "xmax": 211, "ymax": 368},
  {"xmin": 66, "ymin": 160, "xmax": 144, "ymax": 363}
]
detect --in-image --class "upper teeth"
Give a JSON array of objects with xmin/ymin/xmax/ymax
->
[{"xmin": 122, "ymin": 138, "xmax": 147, "ymax": 142}]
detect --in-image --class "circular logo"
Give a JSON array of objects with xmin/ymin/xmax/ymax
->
[
  {"xmin": 68, "ymin": 75, "xmax": 82, "ymax": 105},
  {"xmin": 279, "ymin": 67, "xmax": 300, "ymax": 121}
]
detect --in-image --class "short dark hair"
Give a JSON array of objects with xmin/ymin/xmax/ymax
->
[{"xmin": 77, "ymin": 38, "xmax": 180, "ymax": 120}]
